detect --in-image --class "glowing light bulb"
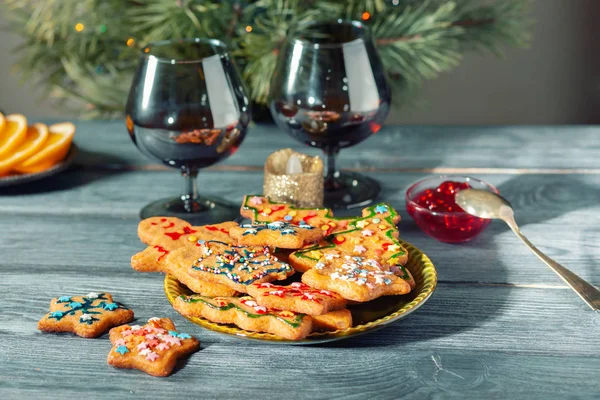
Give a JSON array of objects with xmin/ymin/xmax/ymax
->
[
  {"xmin": 126, "ymin": 38, "xmax": 135, "ymax": 47},
  {"xmin": 361, "ymin": 12, "xmax": 371, "ymax": 21},
  {"xmin": 75, "ymin": 23, "xmax": 84, "ymax": 32},
  {"xmin": 245, "ymin": 25, "xmax": 252, "ymax": 33}
]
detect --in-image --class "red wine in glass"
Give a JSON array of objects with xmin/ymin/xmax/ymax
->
[
  {"xmin": 126, "ymin": 38, "xmax": 251, "ymax": 224},
  {"xmin": 269, "ymin": 20, "xmax": 390, "ymax": 209}
]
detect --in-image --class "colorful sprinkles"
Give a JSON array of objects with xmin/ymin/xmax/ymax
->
[
  {"xmin": 112, "ymin": 319, "xmax": 194, "ymax": 362},
  {"xmin": 191, "ymin": 241, "xmax": 293, "ymax": 285},
  {"xmin": 49, "ymin": 293, "xmax": 126, "ymax": 325}
]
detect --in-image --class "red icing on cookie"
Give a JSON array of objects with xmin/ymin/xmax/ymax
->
[
  {"xmin": 154, "ymin": 245, "xmax": 169, "ymax": 261},
  {"xmin": 302, "ymin": 211, "xmax": 318, "ymax": 224},
  {"xmin": 164, "ymin": 226, "xmax": 198, "ymax": 240},
  {"xmin": 163, "ymin": 222, "xmax": 175, "ymax": 229},
  {"xmin": 257, "ymin": 282, "xmax": 339, "ymax": 304}
]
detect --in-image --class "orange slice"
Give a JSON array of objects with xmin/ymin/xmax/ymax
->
[
  {"xmin": 0, "ymin": 114, "xmax": 27, "ymax": 159},
  {"xmin": 0, "ymin": 113, "xmax": 5, "ymax": 133},
  {"xmin": 0, "ymin": 123, "xmax": 49, "ymax": 176},
  {"xmin": 13, "ymin": 122, "xmax": 75, "ymax": 174}
]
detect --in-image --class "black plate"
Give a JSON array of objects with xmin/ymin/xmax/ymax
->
[{"xmin": 0, "ymin": 144, "xmax": 78, "ymax": 187}]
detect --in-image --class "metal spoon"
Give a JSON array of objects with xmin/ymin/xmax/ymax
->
[{"xmin": 455, "ymin": 188, "xmax": 600, "ymax": 311}]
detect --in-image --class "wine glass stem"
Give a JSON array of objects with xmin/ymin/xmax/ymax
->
[
  {"xmin": 325, "ymin": 149, "xmax": 340, "ymax": 189},
  {"xmin": 181, "ymin": 168, "xmax": 200, "ymax": 212}
]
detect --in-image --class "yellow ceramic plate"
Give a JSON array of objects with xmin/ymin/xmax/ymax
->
[{"xmin": 164, "ymin": 239, "xmax": 437, "ymax": 344}]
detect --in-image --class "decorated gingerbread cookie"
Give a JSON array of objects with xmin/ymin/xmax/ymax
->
[
  {"xmin": 240, "ymin": 195, "xmax": 410, "ymax": 269},
  {"xmin": 229, "ymin": 220, "xmax": 323, "ymax": 249},
  {"xmin": 301, "ymin": 255, "xmax": 414, "ymax": 302},
  {"xmin": 186, "ymin": 240, "xmax": 294, "ymax": 293},
  {"xmin": 174, "ymin": 294, "xmax": 353, "ymax": 340},
  {"xmin": 132, "ymin": 217, "xmax": 239, "ymax": 296},
  {"xmin": 246, "ymin": 282, "xmax": 346, "ymax": 315},
  {"xmin": 291, "ymin": 203, "xmax": 409, "ymax": 271},
  {"xmin": 240, "ymin": 197, "xmax": 415, "ymax": 301},
  {"xmin": 107, "ymin": 317, "xmax": 200, "ymax": 377},
  {"xmin": 174, "ymin": 295, "xmax": 312, "ymax": 340},
  {"xmin": 240, "ymin": 195, "xmax": 350, "ymax": 236},
  {"xmin": 137, "ymin": 216, "xmax": 234, "ymax": 246},
  {"xmin": 38, "ymin": 292, "xmax": 134, "ymax": 338},
  {"xmin": 297, "ymin": 204, "xmax": 415, "ymax": 301}
]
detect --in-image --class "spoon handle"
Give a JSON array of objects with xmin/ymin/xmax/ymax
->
[{"xmin": 505, "ymin": 218, "xmax": 600, "ymax": 311}]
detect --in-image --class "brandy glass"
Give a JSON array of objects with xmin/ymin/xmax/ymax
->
[
  {"xmin": 126, "ymin": 38, "xmax": 251, "ymax": 223},
  {"xmin": 269, "ymin": 20, "xmax": 390, "ymax": 209}
]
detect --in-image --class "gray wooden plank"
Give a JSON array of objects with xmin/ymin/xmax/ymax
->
[
  {"xmin": 1, "ymin": 348, "xmax": 599, "ymax": 400},
  {"xmin": 29, "ymin": 119, "xmax": 600, "ymax": 169},
  {"xmin": 2, "ymin": 170, "xmax": 599, "ymax": 223},
  {"xmin": 1, "ymin": 282, "xmax": 599, "ymax": 399},
  {"xmin": 1, "ymin": 171, "xmax": 599, "ymax": 286},
  {"xmin": 2, "ymin": 270, "xmax": 598, "ymax": 354}
]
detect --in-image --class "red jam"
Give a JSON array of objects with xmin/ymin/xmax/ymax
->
[{"xmin": 406, "ymin": 180, "xmax": 491, "ymax": 243}]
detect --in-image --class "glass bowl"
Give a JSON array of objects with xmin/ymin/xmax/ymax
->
[{"xmin": 405, "ymin": 176, "xmax": 499, "ymax": 243}]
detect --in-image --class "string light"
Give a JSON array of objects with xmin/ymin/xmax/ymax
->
[
  {"xmin": 99, "ymin": 24, "xmax": 107, "ymax": 33},
  {"xmin": 361, "ymin": 12, "xmax": 371, "ymax": 21},
  {"xmin": 75, "ymin": 23, "xmax": 84, "ymax": 32},
  {"xmin": 126, "ymin": 38, "xmax": 135, "ymax": 47},
  {"xmin": 245, "ymin": 25, "xmax": 252, "ymax": 33},
  {"xmin": 392, "ymin": 0, "xmax": 399, "ymax": 5}
]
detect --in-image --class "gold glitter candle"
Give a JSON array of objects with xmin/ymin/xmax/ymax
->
[{"xmin": 263, "ymin": 148, "xmax": 324, "ymax": 207}]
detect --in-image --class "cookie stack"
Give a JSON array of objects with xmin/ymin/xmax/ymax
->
[{"xmin": 131, "ymin": 195, "xmax": 415, "ymax": 341}]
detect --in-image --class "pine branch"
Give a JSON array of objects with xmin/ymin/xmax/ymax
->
[{"xmin": 1, "ymin": 0, "xmax": 532, "ymax": 117}]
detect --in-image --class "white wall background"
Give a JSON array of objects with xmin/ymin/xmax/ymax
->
[{"xmin": 1, "ymin": 0, "xmax": 599, "ymax": 124}]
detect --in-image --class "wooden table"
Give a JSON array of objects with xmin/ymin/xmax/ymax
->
[{"xmin": 1, "ymin": 122, "xmax": 599, "ymax": 399}]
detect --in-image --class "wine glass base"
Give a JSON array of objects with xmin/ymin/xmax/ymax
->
[
  {"xmin": 324, "ymin": 172, "xmax": 381, "ymax": 210},
  {"xmin": 140, "ymin": 195, "xmax": 241, "ymax": 225}
]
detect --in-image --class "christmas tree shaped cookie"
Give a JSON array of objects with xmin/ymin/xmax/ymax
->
[
  {"xmin": 107, "ymin": 317, "xmax": 200, "ymax": 377},
  {"xmin": 291, "ymin": 203, "xmax": 409, "ymax": 270},
  {"xmin": 174, "ymin": 294, "xmax": 352, "ymax": 340},
  {"xmin": 174, "ymin": 295, "xmax": 312, "ymax": 340},
  {"xmin": 298, "ymin": 204, "xmax": 414, "ymax": 301},
  {"xmin": 240, "ymin": 195, "xmax": 352, "ymax": 236},
  {"xmin": 38, "ymin": 292, "xmax": 134, "ymax": 338},
  {"xmin": 240, "ymin": 196, "xmax": 414, "ymax": 302}
]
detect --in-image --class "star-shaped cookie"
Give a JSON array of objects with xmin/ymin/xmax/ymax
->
[
  {"xmin": 38, "ymin": 292, "xmax": 134, "ymax": 338},
  {"xmin": 107, "ymin": 317, "xmax": 200, "ymax": 377},
  {"xmin": 229, "ymin": 220, "xmax": 323, "ymax": 249},
  {"xmin": 185, "ymin": 240, "xmax": 294, "ymax": 293}
]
